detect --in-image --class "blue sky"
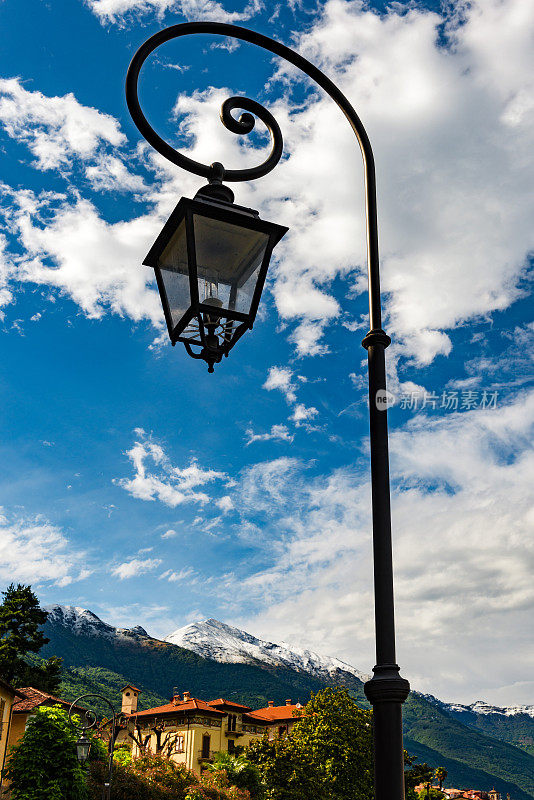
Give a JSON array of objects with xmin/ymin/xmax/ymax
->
[{"xmin": 0, "ymin": 0, "xmax": 532, "ymax": 706}]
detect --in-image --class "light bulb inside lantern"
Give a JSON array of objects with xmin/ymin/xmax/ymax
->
[{"xmin": 202, "ymin": 280, "xmax": 223, "ymax": 330}]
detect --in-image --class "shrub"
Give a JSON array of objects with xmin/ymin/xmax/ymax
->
[
  {"xmin": 88, "ymin": 753, "xmax": 194, "ymax": 800},
  {"xmin": 207, "ymin": 752, "xmax": 263, "ymax": 799},
  {"xmin": 187, "ymin": 770, "xmax": 251, "ymax": 800},
  {"xmin": 3, "ymin": 705, "xmax": 87, "ymax": 800}
]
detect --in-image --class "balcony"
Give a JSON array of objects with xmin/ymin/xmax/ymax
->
[{"xmin": 224, "ymin": 724, "xmax": 244, "ymax": 737}]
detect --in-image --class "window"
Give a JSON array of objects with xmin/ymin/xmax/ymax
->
[
  {"xmin": 201, "ymin": 734, "xmax": 210, "ymax": 759},
  {"xmin": 173, "ymin": 735, "xmax": 185, "ymax": 753},
  {"xmin": 228, "ymin": 714, "xmax": 237, "ymax": 732}
]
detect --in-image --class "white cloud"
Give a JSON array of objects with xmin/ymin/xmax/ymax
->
[
  {"xmin": 0, "ymin": 509, "xmax": 90, "ymax": 587},
  {"xmin": 290, "ymin": 403, "xmax": 319, "ymax": 427},
  {"xmin": 159, "ymin": 567, "xmax": 196, "ymax": 582},
  {"xmin": 1, "ymin": 185, "xmax": 161, "ymax": 322},
  {"xmin": 84, "ymin": 154, "xmax": 146, "ymax": 193},
  {"xmin": 237, "ymin": 457, "xmax": 304, "ymax": 516},
  {"xmin": 84, "ymin": 0, "xmax": 262, "ymax": 25},
  {"xmin": 263, "ymin": 367, "xmax": 297, "ymax": 403},
  {"xmin": 230, "ymin": 390, "xmax": 534, "ymax": 704},
  {"xmin": 0, "ymin": 78, "xmax": 143, "ymax": 192},
  {"xmin": 161, "ymin": 528, "xmax": 178, "ymax": 539},
  {"xmin": 0, "ymin": 234, "xmax": 13, "ymax": 318},
  {"xmin": 245, "ymin": 423, "xmax": 294, "ymax": 446},
  {"xmin": 216, "ymin": 495, "xmax": 234, "ymax": 513},
  {"xmin": 117, "ymin": 429, "xmax": 227, "ymax": 507},
  {"xmin": 112, "ymin": 557, "xmax": 162, "ymax": 579}
]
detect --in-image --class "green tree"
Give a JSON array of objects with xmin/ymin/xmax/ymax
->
[
  {"xmin": 0, "ymin": 584, "xmax": 56, "ymax": 688},
  {"xmin": 3, "ymin": 705, "xmax": 87, "ymax": 800},
  {"xmin": 434, "ymin": 767, "xmax": 447, "ymax": 790},
  {"xmin": 404, "ymin": 751, "xmax": 434, "ymax": 800},
  {"xmin": 207, "ymin": 752, "xmax": 264, "ymax": 799},
  {"xmin": 20, "ymin": 654, "xmax": 64, "ymax": 694},
  {"xmin": 246, "ymin": 732, "xmax": 322, "ymax": 800},
  {"xmin": 247, "ymin": 687, "xmax": 374, "ymax": 800}
]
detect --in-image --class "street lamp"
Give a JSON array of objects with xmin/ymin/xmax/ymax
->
[
  {"xmin": 127, "ymin": 21, "xmax": 410, "ymax": 800},
  {"xmin": 69, "ymin": 694, "xmax": 118, "ymax": 800},
  {"xmin": 143, "ymin": 164, "xmax": 287, "ymax": 372}
]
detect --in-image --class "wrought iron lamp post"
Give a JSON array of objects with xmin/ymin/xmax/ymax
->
[
  {"xmin": 69, "ymin": 694, "xmax": 118, "ymax": 800},
  {"xmin": 126, "ymin": 22, "xmax": 410, "ymax": 799}
]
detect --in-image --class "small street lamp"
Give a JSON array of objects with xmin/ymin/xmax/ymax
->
[
  {"xmin": 75, "ymin": 733, "xmax": 92, "ymax": 765},
  {"xmin": 127, "ymin": 21, "xmax": 410, "ymax": 800},
  {"xmin": 69, "ymin": 694, "xmax": 118, "ymax": 800}
]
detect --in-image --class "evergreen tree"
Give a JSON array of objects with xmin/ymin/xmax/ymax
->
[
  {"xmin": 3, "ymin": 705, "xmax": 88, "ymax": 800},
  {"xmin": 19, "ymin": 655, "xmax": 64, "ymax": 694},
  {"xmin": 0, "ymin": 584, "xmax": 49, "ymax": 683}
]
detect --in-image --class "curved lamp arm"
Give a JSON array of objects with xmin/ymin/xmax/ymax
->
[
  {"xmin": 68, "ymin": 693, "xmax": 117, "ymax": 736},
  {"xmin": 125, "ymin": 21, "xmax": 383, "ymax": 334}
]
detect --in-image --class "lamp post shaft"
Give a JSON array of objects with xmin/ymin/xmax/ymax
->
[{"xmin": 363, "ymin": 334, "xmax": 410, "ymax": 798}]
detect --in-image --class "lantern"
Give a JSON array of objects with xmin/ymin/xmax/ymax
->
[{"xmin": 144, "ymin": 184, "xmax": 288, "ymax": 372}]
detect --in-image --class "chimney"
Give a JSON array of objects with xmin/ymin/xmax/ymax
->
[
  {"xmin": 172, "ymin": 688, "xmax": 181, "ymax": 706},
  {"xmin": 183, "ymin": 690, "xmax": 191, "ymax": 701},
  {"xmin": 285, "ymin": 699, "xmax": 292, "ymax": 706},
  {"xmin": 268, "ymin": 700, "xmax": 274, "ymax": 707}
]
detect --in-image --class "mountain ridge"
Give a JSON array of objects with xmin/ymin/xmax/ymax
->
[
  {"xmin": 40, "ymin": 604, "xmax": 534, "ymax": 798},
  {"xmin": 46, "ymin": 605, "xmax": 533, "ymax": 718},
  {"xmin": 165, "ymin": 617, "xmax": 371, "ymax": 684}
]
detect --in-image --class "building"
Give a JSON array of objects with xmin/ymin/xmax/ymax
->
[
  {"xmin": 122, "ymin": 688, "xmax": 305, "ymax": 774},
  {"xmin": 433, "ymin": 790, "xmax": 508, "ymax": 800},
  {"xmin": 7, "ymin": 687, "xmax": 85, "ymax": 754},
  {"xmin": 250, "ymin": 699, "xmax": 305, "ymax": 739},
  {"xmin": 0, "ymin": 678, "xmax": 25, "ymax": 794}
]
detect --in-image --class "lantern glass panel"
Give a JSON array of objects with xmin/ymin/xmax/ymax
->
[
  {"xmin": 157, "ymin": 219, "xmax": 191, "ymax": 328},
  {"xmin": 193, "ymin": 214, "xmax": 269, "ymax": 316},
  {"xmin": 76, "ymin": 737, "xmax": 91, "ymax": 764}
]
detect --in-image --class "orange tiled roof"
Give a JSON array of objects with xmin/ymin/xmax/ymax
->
[
  {"xmin": 130, "ymin": 697, "xmax": 225, "ymax": 718},
  {"xmin": 250, "ymin": 704, "xmax": 304, "ymax": 722},
  {"xmin": 208, "ymin": 698, "xmax": 252, "ymax": 711},
  {"xmin": 13, "ymin": 687, "xmax": 84, "ymax": 714},
  {"xmin": 121, "ymin": 684, "xmax": 141, "ymax": 692}
]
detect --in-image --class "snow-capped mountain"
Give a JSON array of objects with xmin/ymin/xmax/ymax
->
[
  {"xmin": 446, "ymin": 699, "xmax": 534, "ymax": 719},
  {"xmin": 44, "ymin": 607, "xmax": 531, "ymax": 721},
  {"xmin": 44, "ymin": 605, "xmax": 149, "ymax": 640},
  {"xmin": 165, "ymin": 618, "xmax": 371, "ymax": 684},
  {"xmin": 423, "ymin": 693, "xmax": 534, "ymax": 719}
]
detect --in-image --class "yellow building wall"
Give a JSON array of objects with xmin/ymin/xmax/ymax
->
[
  {"xmin": 1, "ymin": 709, "xmax": 28, "ymax": 795},
  {"xmin": 6, "ymin": 714, "xmax": 28, "ymax": 753},
  {"xmin": 128, "ymin": 714, "xmax": 268, "ymax": 776},
  {"xmin": 0, "ymin": 689, "xmax": 17, "ymax": 784}
]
